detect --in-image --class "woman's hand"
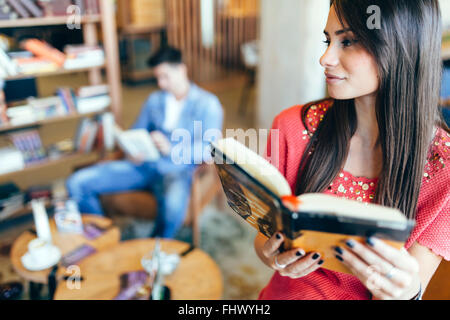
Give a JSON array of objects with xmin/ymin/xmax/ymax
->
[
  {"xmin": 334, "ymin": 237, "xmax": 421, "ymax": 300},
  {"xmin": 260, "ymin": 232, "xmax": 324, "ymax": 279}
]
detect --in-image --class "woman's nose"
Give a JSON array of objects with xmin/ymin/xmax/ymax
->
[{"xmin": 320, "ymin": 46, "xmax": 339, "ymax": 69}]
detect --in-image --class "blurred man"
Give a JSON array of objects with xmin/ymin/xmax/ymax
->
[{"xmin": 66, "ymin": 46, "xmax": 223, "ymax": 238}]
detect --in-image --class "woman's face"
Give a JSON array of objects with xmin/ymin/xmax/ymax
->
[{"xmin": 320, "ymin": 5, "xmax": 379, "ymax": 100}]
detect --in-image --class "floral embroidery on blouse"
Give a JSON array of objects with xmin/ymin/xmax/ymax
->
[{"xmin": 301, "ymin": 100, "xmax": 450, "ymax": 203}]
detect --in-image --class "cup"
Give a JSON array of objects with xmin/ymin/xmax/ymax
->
[{"xmin": 27, "ymin": 238, "xmax": 52, "ymax": 265}]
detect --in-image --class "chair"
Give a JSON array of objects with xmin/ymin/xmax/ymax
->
[
  {"xmin": 100, "ymin": 163, "xmax": 224, "ymax": 247},
  {"xmin": 238, "ymin": 40, "xmax": 259, "ymax": 115}
]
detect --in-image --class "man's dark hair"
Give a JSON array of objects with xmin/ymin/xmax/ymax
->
[{"xmin": 147, "ymin": 46, "xmax": 183, "ymax": 68}]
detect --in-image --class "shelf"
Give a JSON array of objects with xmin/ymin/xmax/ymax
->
[
  {"xmin": 0, "ymin": 15, "xmax": 101, "ymax": 28},
  {"xmin": 119, "ymin": 24, "xmax": 166, "ymax": 35},
  {"xmin": 0, "ymin": 152, "xmax": 100, "ymax": 184},
  {"xmin": 0, "ymin": 109, "xmax": 107, "ymax": 133},
  {"xmin": 4, "ymin": 64, "xmax": 106, "ymax": 81}
]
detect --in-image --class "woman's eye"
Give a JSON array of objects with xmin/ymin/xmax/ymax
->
[
  {"xmin": 323, "ymin": 40, "xmax": 331, "ymax": 46},
  {"xmin": 342, "ymin": 39, "xmax": 353, "ymax": 47}
]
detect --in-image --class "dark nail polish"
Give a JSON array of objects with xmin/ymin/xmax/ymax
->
[
  {"xmin": 334, "ymin": 246, "xmax": 343, "ymax": 255},
  {"xmin": 318, "ymin": 260, "xmax": 324, "ymax": 265},
  {"xmin": 335, "ymin": 255, "xmax": 344, "ymax": 262},
  {"xmin": 296, "ymin": 250, "xmax": 304, "ymax": 257},
  {"xmin": 346, "ymin": 240, "xmax": 355, "ymax": 248},
  {"xmin": 366, "ymin": 237, "xmax": 375, "ymax": 247},
  {"xmin": 312, "ymin": 253, "xmax": 320, "ymax": 260}
]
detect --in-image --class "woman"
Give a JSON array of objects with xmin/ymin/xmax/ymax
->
[{"xmin": 255, "ymin": 0, "xmax": 449, "ymax": 300}]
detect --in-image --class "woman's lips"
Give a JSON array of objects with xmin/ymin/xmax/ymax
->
[{"xmin": 325, "ymin": 73, "xmax": 345, "ymax": 84}]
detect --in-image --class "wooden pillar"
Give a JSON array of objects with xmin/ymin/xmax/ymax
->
[
  {"xmin": 257, "ymin": 0, "xmax": 329, "ymax": 129},
  {"xmin": 100, "ymin": 0, "xmax": 123, "ymax": 125}
]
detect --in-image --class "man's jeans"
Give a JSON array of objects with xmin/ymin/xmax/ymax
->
[{"xmin": 66, "ymin": 160, "xmax": 192, "ymax": 238}]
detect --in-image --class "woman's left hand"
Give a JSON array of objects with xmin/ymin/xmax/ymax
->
[{"xmin": 334, "ymin": 237, "xmax": 421, "ymax": 300}]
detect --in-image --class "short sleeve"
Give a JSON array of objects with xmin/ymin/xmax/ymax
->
[
  {"xmin": 405, "ymin": 128, "xmax": 450, "ymax": 260},
  {"xmin": 415, "ymin": 200, "xmax": 450, "ymax": 260}
]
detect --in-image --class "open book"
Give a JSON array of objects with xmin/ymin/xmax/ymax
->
[
  {"xmin": 211, "ymin": 138, "xmax": 415, "ymax": 274},
  {"xmin": 115, "ymin": 127, "xmax": 160, "ymax": 162}
]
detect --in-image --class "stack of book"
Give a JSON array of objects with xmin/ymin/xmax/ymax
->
[
  {"xmin": 0, "ymin": 183, "xmax": 25, "ymax": 221},
  {"xmin": 63, "ymin": 44, "xmax": 105, "ymax": 70},
  {"xmin": 9, "ymin": 50, "xmax": 59, "ymax": 75},
  {"xmin": 9, "ymin": 128, "xmax": 46, "ymax": 165},
  {"xmin": 0, "ymin": 0, "xmax": 100, "ymax": 20},
  {"xmin": 0, "ymin": 147, "xmax": 25, "ymax": 174},
  {"xmin": 76, "ymin": 84, "xmax": 111, "ymax": 114}
]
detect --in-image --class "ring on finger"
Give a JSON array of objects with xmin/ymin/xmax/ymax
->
[
  {"xmin": 274, "ymin": 256, "xmax": 287, "ymax": 269},
  {"xmin": 384, "ymin": 265, "xmax": 398, "ymax": 280}
]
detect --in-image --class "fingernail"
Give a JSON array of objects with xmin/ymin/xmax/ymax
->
[
  {"xmin": 366, "ymin": 237, "xmax": 376, "ymax": 247},
  {"xmin": 346, "ymin": 240, "xmax": 355, "ymax": 248},
  {"xmin": 335, "ymin": 255, "xmax": 344, "ymax": 262},
  {"xmin": 318, "ymin": 260, "xmax": 324, "ymax": 265},
  {"xmin": 334, "ymin": 246, "xmax": 343, "ymax": 255},
  {"xmin": 296, "ymin": 250, "xmax": 305, "ymax": 257},
  {"xmin": 312, "ymin": 253, "xmax": 320, "ymax": 260}
]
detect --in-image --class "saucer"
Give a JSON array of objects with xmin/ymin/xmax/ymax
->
[{"xmin": 21, "ymin": 245, "xmax": 62, "ymax": 271}]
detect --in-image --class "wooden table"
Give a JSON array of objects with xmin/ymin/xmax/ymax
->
[
  {"xmin": 10, "ymin": 214, "xmax": 120, "ymax": 297},
  {"xmin": 54, "ymin": 238, "xmax": 224, "ymax": 300}
]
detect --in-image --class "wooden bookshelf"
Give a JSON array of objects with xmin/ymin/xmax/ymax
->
[
  {"xmin": 0, "ymin": 152, "xmax": 100, "ymax": 188},
  {"xmin": 0, "ymin": 1, "xmax": 122, "ymax": 223},
  {"xmin": 0, "ymin": 109, "xmax": 108, "ymax": 133},
  {"xmin": 4, "ymin": 64, "xmax": 106, "ymax": 81},
  {"xmin": 0, "ymin": 15, "xmax": 101, "ymax": 29}
]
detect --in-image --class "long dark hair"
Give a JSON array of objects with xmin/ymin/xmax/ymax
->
[{"xmin": 295, "ymin": 0, "xmax": 449, "ymax": 219}]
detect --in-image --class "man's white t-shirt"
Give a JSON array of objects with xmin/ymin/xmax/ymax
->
[{"xmin": 163, "ymin": 93, "xmax": 186, "ymax": 132}]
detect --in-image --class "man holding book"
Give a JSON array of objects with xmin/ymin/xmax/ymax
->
[{"xmin": 66, "ymin": 46, "xmax": 223, "ymax": 238}]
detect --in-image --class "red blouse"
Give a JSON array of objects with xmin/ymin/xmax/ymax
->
[{"xmin": 258, "ymin": 99, "xmax": 450, "ymax": 300}]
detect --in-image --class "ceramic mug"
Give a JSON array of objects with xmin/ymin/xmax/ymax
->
[{"xmin": 27, "ymin": 238, "xmax": 52, "ymax": 265}]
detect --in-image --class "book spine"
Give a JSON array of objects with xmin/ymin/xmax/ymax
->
[
  {"xmin": 73, "ymin": 0, "xmax": 85, "ymax": 15},
  {"xmin": 6, "ymin": 0, "xmax": 30, "ymax": 18},
  {"xmin": 56, "ymin": 88, "xmax": 70, "ymax": 114},
  {"xmin": 19, "ymin": 0, "xmax": 43, "ymax": 17},
  {"xmin": 22, "ymin": 39, "xmax": 66, "ymax": 67}
]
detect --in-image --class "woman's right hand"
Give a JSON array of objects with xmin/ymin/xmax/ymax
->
[{"xmin": 259, "ymin": 232, "xmax": 324, "ymax": 279}]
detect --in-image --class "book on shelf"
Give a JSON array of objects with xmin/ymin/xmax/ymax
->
[
  {"xmin": 12, "ymin": 56, "xmax": 59, "ymax": 74},
  {"xmin": 0, "ymin": 183, "xmax": 25, "ymax": 221},
  {"xmin": 21, "ymin": 38, "xmax": 66, "ymax": 67},
  {"xmin": 6, "ymin": 0, "xmax": 30, "ymax": 18},
  {"xmin": 63, "ymin": 44, "xmax": 104, "ymax": 70},
  {"xmin": 0, "ymin": 47, "xmax": 19, "ymax": 76},
  {"xmin": 74, "ymin": 117, "xmax": 98, "ymax": 153},
  {"xmin": 9, "ymin": 128, "xmax": 47, "ymax": 165},
  {"xmin": 77, "ymin": 84, "xmax": 109, "ymax": 98},
  {"xmin": 115, "ymin": 126, "xmax": 160, "ymax": 162},
  {"xmin": 0, "ymin": 147, "xmax": 25, "ymax": 175},
  {"xmin": 56, "ymin": 87, "xmax": 77, "ymax": 114},
  {"xmin": 75, "ymin": 84, "xmax": 110, "ymax": 114},
  {"xmin": 19, "ymin": 0, "xmax": 44, "ymax": 17},
  {"xmin": 28, "ymin": 95, "xmax": 68, "ymax": 117},
  {"xmin": 210, "ymin": 138, "xmax": 416, "ymax": 274}
]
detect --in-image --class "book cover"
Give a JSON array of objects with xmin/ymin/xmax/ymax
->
[
  {"xmin": 115, "ymin": 127, "xmax": 160, "ymax": 162},
  {"xmin": 210, "ymin": 138, "xmax": 416, "ymax": 274}
]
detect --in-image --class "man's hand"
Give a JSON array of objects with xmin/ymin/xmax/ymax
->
[{"xmin": 150, "ymin": 131, "xmax": 172, "ymax": 156}]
